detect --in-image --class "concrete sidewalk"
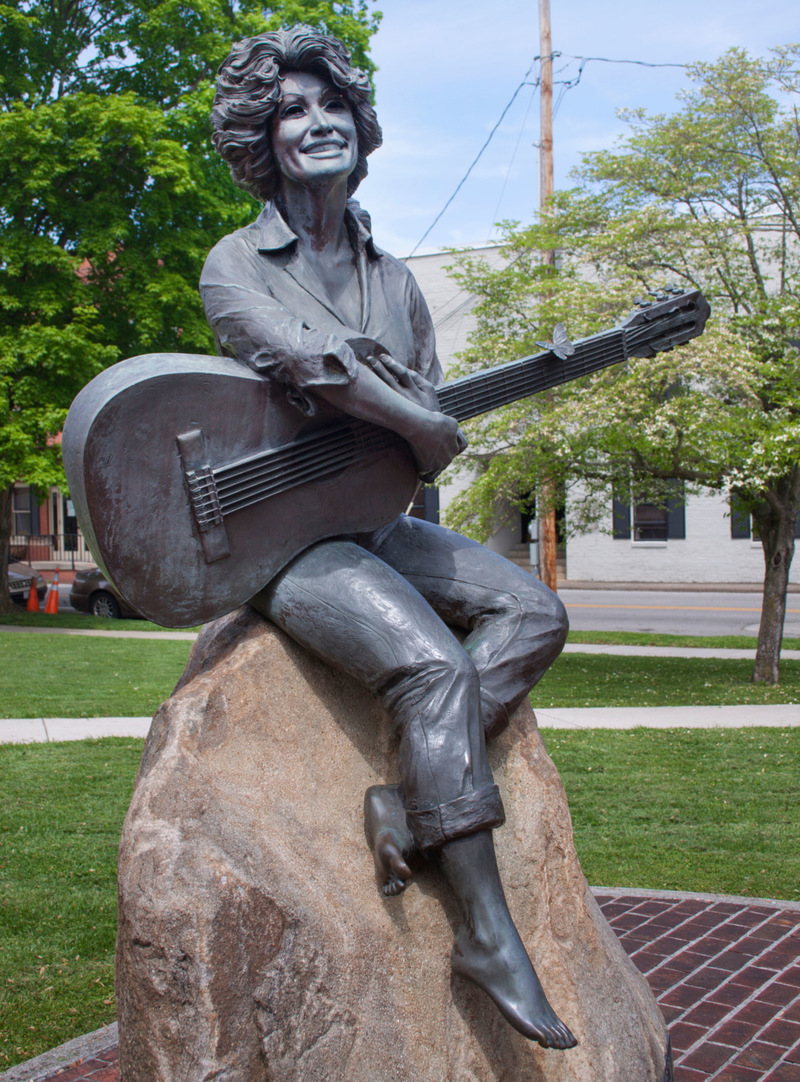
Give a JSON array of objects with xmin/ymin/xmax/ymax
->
[
  {"xmin": 0, "ymin": 717, "xmax": 152, "ymax": 742},
  {"xmin": 2, "ymin": 703, "xmax": 799, "ymax": 743},
  {"xmin": 562, "ymin": 643, "xmax": 800, "ymax": 660}
]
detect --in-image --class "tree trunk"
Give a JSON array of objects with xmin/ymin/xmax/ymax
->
[
  {"xmin": 752, "ymin": 499, "xmax": 796, "ymax": 685},
  {"xmin": 0, "ymin": 485, "xmax": 14, "ymax": 613}
]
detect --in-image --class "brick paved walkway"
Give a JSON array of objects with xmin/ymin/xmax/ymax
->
[
  {"xmin": 597, "ymin": 891, "xmax": 800, "ymax": 1081},
  {"xmin": 7, "ymin": 891, "xmax": 800, "ymax": 1082}
]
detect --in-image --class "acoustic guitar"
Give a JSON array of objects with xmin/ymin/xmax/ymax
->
[{"xmin": 62, "ymin": 287, "xmax": 710, "ymax": 627}]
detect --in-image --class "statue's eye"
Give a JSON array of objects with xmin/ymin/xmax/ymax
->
[
  {"xmin": 280, "ymin": 102, "xmax": 305, "ymax": 119},
  {"xmin": 325, "ymin": 97, "xmax": 348, "ymax": 112}
]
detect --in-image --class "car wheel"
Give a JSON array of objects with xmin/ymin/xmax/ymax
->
[{"xmin": 91, "ymin": 591, "xmax": 121, "ymax": 619}]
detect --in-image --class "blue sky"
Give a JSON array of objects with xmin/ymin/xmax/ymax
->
[{"xmin": 354, "ymin": 0, "xmax": 798, "ymax": 257}]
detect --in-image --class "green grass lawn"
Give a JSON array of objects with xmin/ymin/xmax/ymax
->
[
  {"xmin": 0, "ymin": 740, "xmax": 142, "ymax": 1068},
  {"xmin": 1, "ymin": 728, "xmax": 798, "ymax": 1067},
  {"xmin": 0, "ymin": 609, "xmax": 199, "ymax": 632},
  {"xmin": 567, "ymin": 630, "xmax": 798, "ymax": 650},
  {"xmin": 0, "ymin": 633, "xmax": 193, "ymax": 718},
  {"xmin": 542, "ymin": 726, "xmax": 800, "ymax": 902},
  {"xmin": 531, "ymin": 653, "xmax": 800, "ymax": 707},
  {"xmin": 2, "ymin": 632, "xmax": 799, "ymax": 722}
]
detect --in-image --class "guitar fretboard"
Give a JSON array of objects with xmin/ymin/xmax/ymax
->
[{"xmin": 437, "ymin": 327, "xmax": 627, "ymax": 422}]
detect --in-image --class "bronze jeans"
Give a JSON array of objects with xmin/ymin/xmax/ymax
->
[{"xmin": 250, "ymin": 515, "xmax": 568, "ymax": 850}]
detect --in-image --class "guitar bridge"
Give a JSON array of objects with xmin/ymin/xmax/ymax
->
[
  {"xmin": 177, "ymin": 429, "xmax": 231, "ymax": 564},
  {"xmin": 185, "ymin": 465, "xmax": 224, "ymax": 530}
]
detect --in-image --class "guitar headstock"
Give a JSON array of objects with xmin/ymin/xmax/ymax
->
[{"xmin": 620, "ymin": 285, "xmax": 711, "ymax": 358}]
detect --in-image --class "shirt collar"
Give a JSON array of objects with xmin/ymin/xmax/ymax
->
[{"xmin": 255, "ymin": 199, "xmax": 381, "ymax": 259}]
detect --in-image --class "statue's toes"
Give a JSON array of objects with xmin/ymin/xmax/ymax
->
[{"xmin": 382, "ymin": 874, "xmax": 408, "ymax": 896}]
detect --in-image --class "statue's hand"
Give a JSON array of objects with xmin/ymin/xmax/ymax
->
[
  {"xmin": 405, "ymin": 408, "xmax": 467, "ymax": 482},
  {"xmin": 362, "ymin": 353, "xmax": 467, "ymax": 479},
  {"xmin": 364, "ymin": 351, "xmax": 441, "ymax": 413}
]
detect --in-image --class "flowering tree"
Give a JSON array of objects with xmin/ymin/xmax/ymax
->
[
  {"xmin": 0, "ymin": 0, "xmax": 379, "ymax": 610},
  {"xmin": 445, "ymin": 46, "xmax": 800, "ymax": 684}
]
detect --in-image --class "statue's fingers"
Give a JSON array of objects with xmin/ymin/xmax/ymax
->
[{"xmin": 379, "ymin": 354, "xmax": 413, "ymax": 385}]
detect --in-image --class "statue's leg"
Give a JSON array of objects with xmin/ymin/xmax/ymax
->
[
  {"xmin": 369, "ymin": 515, "xmax": 569, "ymax": 740},
  {"xmin": 440, "ymin": 830, "xmax": 576, "ymax": 1049},
  {"xmin": 249, "ymin": 537, "xmax": 499, "ymax": 866},
  {"xmin": 366, "ymin": 516, "xmax": 576, "ymax": 1047},
  {"xmin": 250, "ymin": 538, "xmax": 576, "ymax": 1048}
]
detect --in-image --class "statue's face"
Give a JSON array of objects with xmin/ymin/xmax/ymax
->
[{"xmin": 271, "ymin": 70, "xmax": 358, "ymax": 189}]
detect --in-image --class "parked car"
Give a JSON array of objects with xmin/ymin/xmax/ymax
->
[
  {"xmin": 69, "ymin": 567, "xmax": 142, "ymax": 619},
  {"xmin": 8, "ymin": 559, "xmax": 48, "ymax": 606}
]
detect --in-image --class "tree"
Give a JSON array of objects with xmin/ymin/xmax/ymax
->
[
  {"xmin": 445, "ymin": 46, "xmax": 800, "ymax": 684},
  {"xmin": 0, "ymin": 0, "xmax": 379, "ymax": 609}
]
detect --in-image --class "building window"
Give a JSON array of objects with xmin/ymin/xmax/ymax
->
[
  {"xmin": 613, "ymin": 480, "xmax": 685, "ymax": 541},
  {"xmin": 12, "ymin": 486, "xmax": 34, "ymax": 535},
  {"xmin": 633, "ymin": 501, "xmax": 667, "ymax": 541}
]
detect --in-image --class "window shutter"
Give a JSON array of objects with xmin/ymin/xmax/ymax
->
[
  {"xmin": 666, "ymin": 481, "xmax": 685, "ymax": 540},
  {"xmin": 422, "ymin": 485, "xmax": 440, "ymax": 525},
  {"xmin": 612, "ymin": 491, "xmax": 631, "ymax": 539},
  {"xmin": 731, "ymin": 499, "xmax": 751, "ymax": 540}
]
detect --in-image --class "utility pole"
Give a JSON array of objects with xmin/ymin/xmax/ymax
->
[{"xmin": 537, "ymin": 0, "xmax": 558, "ymax": 591}]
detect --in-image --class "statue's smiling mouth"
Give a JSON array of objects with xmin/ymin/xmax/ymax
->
[{"xmin": 302, "ymin": 139, "xmax": 347, "ymax": 154}]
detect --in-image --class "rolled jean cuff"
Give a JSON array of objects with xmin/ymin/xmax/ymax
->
[{"xmin": 406, "ymin": 784, "xmax": 505, "ymax": 851}]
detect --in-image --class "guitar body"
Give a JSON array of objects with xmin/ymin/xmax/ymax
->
[
  {"xmin": 63, "ymin": 289, "xmax": 710, "ymax": 628},
  {"xmin": 62, "ymin": 353, "xmax": 419, "ymax": 627}
]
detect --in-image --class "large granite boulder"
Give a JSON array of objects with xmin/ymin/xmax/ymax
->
[{"xmin": 116, "ymin": 607, "xmax": 670, "ymax": 1081}]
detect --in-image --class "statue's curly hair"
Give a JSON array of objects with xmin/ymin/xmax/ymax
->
[{"xmin": 211, "ymin": 26, "xmax": 382, "ymax": 203}]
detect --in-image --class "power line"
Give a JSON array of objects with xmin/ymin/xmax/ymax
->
[
  {"xmin": 486, "ymin": 79, "xmax": 538, "ymax": 243},
  {"xmin": 407, "ymin": 52, "xmax": 691, "ymax": 257},
  {"xmin": 405, "ymin": 73, "xmax": 540, "ymax": 259}
]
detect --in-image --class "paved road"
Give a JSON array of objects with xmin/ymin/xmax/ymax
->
[
  {"xmin": 34, "ymin": 582, "xmax": 800, "ymax": 639},
  {"xmin": 559, "ymin": 588, "xmax": 800, "ymax": 638}
]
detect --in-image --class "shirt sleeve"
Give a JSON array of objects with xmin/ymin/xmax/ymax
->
[
  {"xmin": 199, "ymin": 237, "xmax": 360, "ymax": 396},
  {"xmin": 405, "ymin": 269, "xmax": 444, "ymax": 387}
]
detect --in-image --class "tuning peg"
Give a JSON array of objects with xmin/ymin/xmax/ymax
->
[{"xmin": 633, "ymin": 296, "xmax": 651, "ymax": 308}]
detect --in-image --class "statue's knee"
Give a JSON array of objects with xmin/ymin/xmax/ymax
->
[
  {"xmin": 551, "ymin": 594, "xmax": 569, "ymax": 649},
  {"xmin": 515, "ymin": 584, "xmax": 569, "ymax": 652}
]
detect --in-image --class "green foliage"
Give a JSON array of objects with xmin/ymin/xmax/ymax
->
[
  {"xmin": 445, "ymin": 46, "xmax": 800, "ymax": 538},
  {"xmin": 0, "ymin": 0, "xmax": 380, "ymax": 605},
  {"xmin": 444, "ymin": 47, "xmax": 800, "ymax": 682}
]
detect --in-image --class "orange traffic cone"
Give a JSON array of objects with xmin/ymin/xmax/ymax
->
[
  {"xmin": 26, "ymin": 578, "xmax": 40, "ymax": 612},
  {"xmin": 44, "ymin": 570, "xmax": 59, "ymax": 614}
]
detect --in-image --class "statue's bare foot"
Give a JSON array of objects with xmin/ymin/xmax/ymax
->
[
  {"xmin": 364, "ymin": 785, "xmax": 415, "ymax": 896},
  {"xmin": 375, "ymin": 829, "xmax": 413, "ymax": 896},
  {"xmin": 451, "ymin": 923, "xmax": 577, "ymax": 1049}
]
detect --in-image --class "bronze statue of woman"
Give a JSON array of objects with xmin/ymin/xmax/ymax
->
[{"xmin": 201, "ymin": 25, "xmax": 576, "ymax": 1051}]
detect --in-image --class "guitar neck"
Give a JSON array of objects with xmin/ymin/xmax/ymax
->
[{"xmin": 436, "ymin": 326, "xmax": 627, "ymax": 423}]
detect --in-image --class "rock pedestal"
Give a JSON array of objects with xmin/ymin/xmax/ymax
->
[{"xmin": 116, "ymin": 607, "xmax": 669, "ymax": 1081}]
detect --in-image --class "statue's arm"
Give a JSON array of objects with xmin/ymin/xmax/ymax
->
[{"xmin": 200, "ymin": 240, "xmax": 462, "ymax": 478}]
